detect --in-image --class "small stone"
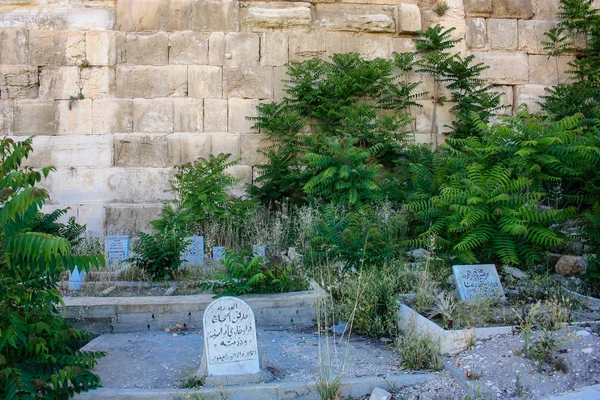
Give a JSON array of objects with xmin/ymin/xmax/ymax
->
[
  {"xmin": 555, "ymin": 255, "xmax": 587, "ymax": 276},
  {"xmin": 380, "ymin": 337, "xmax": 392, "ymax": 343},
  {"xmin": 408, "ymin": 248, "xmax": 429, "ymax": 260},
  {"xmin": 582, "ymin": 348, "xmax": 593, "ymax": 354},
  {"xmin": 331, "ymin": 322, "xmax": 348, "ymax": 335},
  {"xmin": 577, "ymin": 330, "xmax": 591, "ymax": 337},
  {"xmin": 503, "ymin": 265, "xmax": 528, "ymax": 280},
  {"xmin": 370, "ymin": 387, "xmax": 392, "ymax": 400}
]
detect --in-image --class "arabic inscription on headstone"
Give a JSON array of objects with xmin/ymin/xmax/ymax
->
[
  {"xmin": 453, "ymin": 264, "xmax": 505, "ymax": 302},
  {"xmin": 105, "ymin": 236, "xmax": 129, "ymax": 267}
]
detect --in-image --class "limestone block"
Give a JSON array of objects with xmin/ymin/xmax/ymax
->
[
  {"xmin": 106, "ymin": 204, "xmax": 164, "ymax": 235},
  {"xmin": 0, "ymin": 65, "xmax": 38, "ymax": 99},
  {"xmin": 86, "ymin": 30, "xmax": 119, "ymax": 66},
  {"xmin": 108, "ymin": 168, "xmax": 174, "ymax": 202},
  {"xmin": 515, "ymin": 84, "xmax": 546, "ymax": 114},
  {"xmin": 240, "ymin": 134, "xmax": 269, "ymax": 165},
  {"xmin": 491, "ymin": 85, "xmax": 513, "ymax": 116},
  {"xmin": 228, "ymin": 98, "xmax": 259, "ymax": 132},
  {"xmin": 55, "ymin": 99, "xmax": 93, "ymax": 134},
  {"xmin": 340, "ymin": 0, "xmax": 403, "ymax": 3},
  {"xmin": 0, "ymin": 100, "xmax": 14, "ymax": 134},
  {"xmin": 114, "ymin": 133, "xmax": 170, "ymax": 167},
  {"xmin": 40, "ymin": 203, "xmax": 106, "ymax": 235},
  {"xmin": 472, "ymin": 52, "xmax": 528, "ymax": 84},
  {"xmin": 288, "ymin": 32, "xmax": 326, "ymax": 62},
  {"xmin": 117, "ymin": 0, "xmax": 240, "ymax": 32},
  {"xmin": 188, "ymin": 66, "xmax": 223, "ymax": 98},
  {"xmin": 0, "ymin": 6, "xmax": 115, "ymax": 31},
  {"xmin": 419, "ymin": 9, "xmax": 467, "ymax": 44},
  {"xmin": 325, "ymin": 32, "xmax": 389, "ymax": 60},
  {"xmin": 0, "ymin": 29, "xmax": 29, "ymax": 64},
  {"xmin": 241, "ymin": 2, "xmax": 312, "ymax": 31},
  {"xmin": 225, "ymin": 165, "xmax": 252, "ymax": 197},
  {"xmin": 81, "ymin": 67, "xmax": 115, "ymax": 99},
  {"xmin": 208, "ymin": 32, "xmax": 226, "ymax": 65},
  {"xmin": 173, "ymin": 98, "xmax": 203, "ymax": 133},
  {"xmin": 223, "ymin": 33, "xmax": 260, "ymax": 66},
  {"xmin": 29, "ymin": 30, "xmax": 85, "ymax": 66},
  {"xmin": 317, "ymin": 4, "xmax": 395, "ymax": 33},
  {"xmin": 23, "ymin": 135, "xmax": 113, "ymax": 168},
  {"xmin": 223, "ymin": 66, "xmax": 273, "ymax": 98},
  {"xmin": 466, "ymin": 18, "xmax": 487, "ymax": 49},
  {"xmin": 168, "ymin": 31, "xmax": 209, "ymax": 65},
  {"xmin": 92, "ymin": 99, "xmax": 133, "ymax": 134},
  {"xmin": 40, "ymin": 168, "xmax": 112, "ymax": 204},
  {"xmin": 116, "ymin": 66, "xmax": 187, "ymax": 98},
  {"xmin": 210, "ymin": 132, "xmax": 240, "ymax": 158},
  {"xmin": 487, "ymin": 19, "xmax": 517, "ymax": 51},
  {"xmin": 260, "ymin": 33, "xmax": 288, "ymax": 66},
  {"xmin": 120, "ymin": 32, "xmax": 169, "ymax": 65},
  {"xmin": 531, "ymin": 0, "xmax": 559, "ymax": 19},
  {"xmin": 132, "ymin": 98, "xmax": 174, "ymax": 133},
  {"xmin": 518, "ymin": 20, "xmax": 557, "ymax": 54},
  {"xmin": 273, "ymin": 66, "xmax": 288, "ymax": 98},
  {"xmin": 557, "ymin": 56, "xmax": 575, "ymax": 84},
  {"xmin": 528, "ymin": 55, "xmax": 559, "ymax": 85},
  {"xmin": 414, "ymin": 101, "xmax": 454, "ymax": 136},
  {"xmin": 463, "ymin": 0, "xmax": 492, "ymax": 16},
  {"xmin": 167, "ymin": 133, "xmax": 212, "ymax": 165},
  {"xmin": 491, "ymin": 0, "xmax": 533, "ymax": 18},
  {"xmin": 390, "ymin": 37, "xmax": 417, "ymax": 54},
  {"xmin": 14, "ymin": 100, "xmax": 56, "ymax": 134},
  {"xmin": 38, "ymin": 66, "xmax": 81, "ymax": 100},
  {"xmin": 204, "ymin": 98, "xmax": 228, "ymax": 132},
  {"xmin": 397, "ymin": 3, "xmax": 421, "ymax": 33}
]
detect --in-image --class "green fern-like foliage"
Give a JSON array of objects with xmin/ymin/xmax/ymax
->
[
  {"xmin": 32, "ymin": 208, "xmax": 86, "ymax": 247},
  {"xmin": 0, "ymin": 137, "xmax": 105, "ymax": 399}
]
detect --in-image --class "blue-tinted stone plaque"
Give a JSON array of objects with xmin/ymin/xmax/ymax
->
[
  {"xmin": 105, "ymin": 236, "xmax": 130, "ymax": 266},
  {"xmin": 213, "ymin": 246, "xmax": 225, "ymax": 261},
  {"xmin": 252, "ymin": 245, "xmax": 265, "ymax": 258},
  {"xmin": 68, "ymin": 266, "xmax": 86, "ymax": 290},
  {"xmin": 453, "ymin": 264, "xmax": 505, "ymax": 302},
  {"xmin": 182, "ymin": 236, "xmax": 204, "ymax": 264}
]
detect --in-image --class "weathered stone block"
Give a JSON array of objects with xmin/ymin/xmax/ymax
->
[
  {"xmin": 288, "ymin": 32, "xmax": 326, "ymax": 62},
  {"xmin": 0, "ymin": 65, "xmax": 38, "ymax": 99},
  {"xmin": 38, "ymin": 66, "xmax": 81, "ymax": 100},
  {"xmin": 29, "ymin": 30, "xmax": 86, "ymax": 66},
  {"xmin": 24, "ymin": 135, "xmax": 113, "ymax": 168},
  {"xmin": 81, "ymin": 67, "xmax": 115, "ymax": 99},
  {"xmin": 557, "ymin": 55, "xmax": 575, "ymax": 84},
  {"xmin": 0, "ymin": 100, "xmax": 14, "ymax": 134},
  {"xmin": 174, "ymin": 98, "xmax": 203, "ymax": 132},
  {"xmin": 55, "ymin": 99, "xmax": 93, "ymax": 134},
  {"xmin": 223, "ymin": 33, "xmax": 260, "ymax": 66},
  {"xmin": 223, "ymin": 66, "xmax": 273, "ymax": 98},
  {"xmin": 317, "ymin": 4, "xmax": 395, "ymax": 33},
  {"xmin": 188, "ymin": 66, "xmax": 223, "ymax": 98},
  {"xmin": 106, "ymin": 204, "xmax": 164, "ymax": 235},
  {"xmin": 14, "ymin": 100, "xmax": 56, "ymax": 134},
  {"xmin": 168, "ymin": 31, "xmax": 209, "ymax": 65},
  {"xmin": 167, "ymin": 133, "xmax": 212, "ymax": 165},
  {"xmin": 466, "ymin": 18, "xmax": 487, "ymax": 49},
  {"xmin": 518, "ymin": 20, "xmax": 557, "ymax": 54},
  {"xmin": 0, "ymin": 6, "xmax": 115, "ymax": 31},
  {"xmin": 109, "ymin": 168, "xmax": 174, "ymax": 203},
  {"xmin": 491, "ymin": 0, "xmax": 533, "ymax": 18},
  {"xmin": 204, "ymin": 99, "xmax": 228, "ymax": 132},
  {"xmin": 464, "ymin": 0, "xmax": 492, "ymax": 16},
  {"xmin": 116, "ymin": 66, "xmax": 187, "ymax": 98},
  {"xmin": 40, "ymin": 203, "xmax": 106, "ymax": 235},
  {"xmin": 515, "ymin": 84, "xmax": 546, "ymax": 114},
  {"xmin": 114, "ymin": 133, "xmax": 170, "ymax": 167},
  {"xmin": 92, "ymin": 99, "xmax": 133, "ymax": 134},
  {"xmin": 225, "ymin": 165, "xmax": 252, "ymax": 197},
  {"xmin": 228, "ymin": 98, "xmax": 259, "ymax": 132},
  {"xmin": 120, "ymin": 32, "xmax": 169, "ymax": 65},
  {"xmin": 472, "ymin": 52, "xmax": 528, "ymax": 84},
  {"xmin": 529, "ymin": 55, "xmax": 559, "ymax": 85},
  {"xmin": 531, "ymin": 0, "xmax": 560, "ymax": 19},
  {"xmin": 132, "ymin": 98, "xmax": 174, "ymax": 133},
  {"xmin": 86, "ymin": 30, "xmax": 119, "ymax": 66},
  {"xmin": 397, "ymin": 3, "xmax": 421, "ymax": 33},
  {"xmin": 260, "ymin": 33, "xmax": 288, "ymax": 66},
  {"xmin": 491, "ymin": 85, "xmax": 513, "ymax": 116},
  {"xmin": 211, "ymin": 133, "xmax": 240, "ymax": 158},
  {"xmin": 487, "ymin": 19, "xmax": 517, "ymax": 50},
  {"xmin": 414, "ymin": 101, "xmax": 453, "ymax": 137},
  {"xmin": 116, "ymin": 0, "xmax": 162, "ymax": 31},
  {"xmin": 273, "ymin": 66, "xmax": 288, "ymax": 98},
  {"xmin": 241, "ymin": 2, "xmax": 312, "ymax": 31},
  {"xmin": 325, "ymin": 32, "xmax": 389, "ymax": 60},
  {"xmin": 390, "ymin": 37, "xmax": 417, "ymax": 54},
  {"xmin": 208, "ymin": 32, "xmax": 226, "ymax": 65},
  {"xmin": 0, "ymin": 29, "xmax": 29, "ymax": 64},
  {"xmin": 240, "ymin": 134, "xmax": 269, "ymax": 165}
]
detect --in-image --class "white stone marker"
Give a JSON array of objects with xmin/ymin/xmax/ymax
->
[
  {"xmin": 252, "ymin": 244, "xmax": 265, "ymax": 258},
  {"xmin": 213, "ymin": 246, "xmax": 225, "ymax": 261},
  {"xmin": 67, "ymin": 266, "xmax": 86, "ymax": 290},
  {"xmin": 452, "ymin": 264, "xmax": 506, "ymax": 302},
  {"xmin": 105, "ymin": 236, "xmax": 129, "ymax": 267},
  {"xmin": 203, "ymin": 296, "xmax": 260, "ymax": 377},
  {"xmin": 181, "ymin": 236, "xmax": 204, "ymax": 264}
]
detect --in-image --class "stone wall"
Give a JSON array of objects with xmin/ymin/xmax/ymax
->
[{"xmin": 0, "ymin": 0, "xmax": 573, "ymax": 234}]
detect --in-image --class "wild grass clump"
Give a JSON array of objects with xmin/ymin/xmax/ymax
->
[{"xmin": 396, "ymin": 329, "xmax": 442, "ymax": 371}]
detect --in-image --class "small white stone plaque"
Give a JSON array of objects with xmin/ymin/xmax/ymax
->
[
  {"xmin": 67, "ymin": 266, "xmax": 86, "ymax": 290},
  {"xmin": 213, "ymin": 246, "xmax": 225, "ymax": 261},
  {"xmin": 453, "ymin": 264, "xmax": 505, "ymax": 302},
  {"xmin": 182, "ymin": 236, "xmax": 204, "ymax": 264},
  {"xmin": 252, "ymin": 245, "xmax": 265, "ymax": 258},
  {"xmin": 203, "ymin": 297, "xmax": 259, "ymax": 376},
  {"xmin": 105, "ymin": 236, "xmax": 129, "ymax": 266}
]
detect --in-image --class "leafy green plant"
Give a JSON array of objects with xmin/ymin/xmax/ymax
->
[
  {"xmin": 0, "ymin": 137, "xmax": 105, "ymax": 399},
  {"xmin": 31, "ymin": 208, "xmax": 86, "ymax": 247}
]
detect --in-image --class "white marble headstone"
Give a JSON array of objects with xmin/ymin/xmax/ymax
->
[
  {"xmin": 182, "ymin": 236, "xmax": 204, "ymax": 265},
  {"xmin": 203, "ymin": 296, "xmax": 259, "ymax": 376},
  {"xmin": 453, "ymin": 264, "xmax": 506, "ymax": 302},
  {"xmin": 105, "ymin": 236, "xmax": 129, "ymax": 267}
]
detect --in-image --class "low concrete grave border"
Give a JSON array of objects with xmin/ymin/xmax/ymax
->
[
  {"xmin": 397, "ymin": 302, "xmax": 514, "ymax": 355},
  {"xmin": 62, "ymin": 281, "xmax": 326, "ymax": 334},
  {"xmin": 73, "ymin": 373, "xmax": 435, "ymax": 400}
]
